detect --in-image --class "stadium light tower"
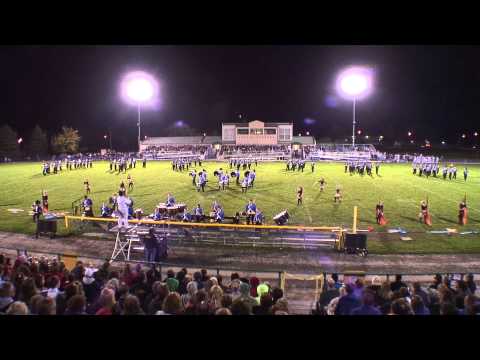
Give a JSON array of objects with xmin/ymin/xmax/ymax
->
[
  {"xmin": 336, "ymin": 66, "xmax": 374, "ymax": 147},
  {"xmin": 120, "ymin": 71, "xmax": 159, "ymax": 152}
]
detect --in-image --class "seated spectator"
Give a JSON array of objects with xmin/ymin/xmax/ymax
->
[
  {"xmin": 6, "ymin": 301, "xmax": 29, "ymax": 315},
  {"xmin": 56, "ymin": 281, "xmax": 83, "ymax": 315},
  {"xmin": 327, "ymin": 286, "xmax": 346, "ymax": 315},
  {"xmin": 215, "ymin": 307, "xmax": 232, "ymax": 315},
  {"xmin": 253, "ymin": 293, "xmax": 274, "ymax": 315},
  {"xmin": 272, "ymin": 298, "xmax": 289, "ymax": 314},
  {"xmin": 335, "ymin": 284, "xmax": 361, "ymax": 315},
  {"xmin": 411, "ymin": 295, "xmax": 430, "ymax": 315},
  {"xmin": 256, "ymin": 283, "xmax": 270, "ymax": 304},
  {"xmin": 193, "ymin": 271, "xmax": 204, "ymax": 290},
  {"xmin": 157, "ymin": 293, "xmax": 183, "ymax": 315},
  {"xmin": 390, "ymin": 275, "xmax": 407, "ymax": 292},
  {"xmin": 350, "ymin": 289, "xmax": 381, "ymax": 315},
  {"xmin": 37, "ymin": 297, "xmax": 57, "ymax": 315},
  {"xmin": 389, "ymin": 298, "xmax": 414, "ymax": 315},
  {"xmin": 399, "ymin": 287, "xmax": 411, "ymax": 304},
  {"xmin": 19, "ymin": 278, "xmax": 38, "ymax": 308},
  {"xmin": 64, "ymin": 295, "xmax": 87, "ymax": 315},
  {"xmin": 466, "ymin": 274, "xmax": 476, "ymax": 295},
  {"xmin": 0, "ymin": 282, "xmax": 15, "ymax": 313},
  {"xmin": 176, "ymin": 270, "xmax": 188, "ymax": 295},
  {"xmin": 353, "ymin": 278, "xmax": 365, "ymax": 300}
]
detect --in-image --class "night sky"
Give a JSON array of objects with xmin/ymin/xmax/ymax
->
[{"xmin": 1, "ymin": 45, "xmax": 480, "ymax": 151}]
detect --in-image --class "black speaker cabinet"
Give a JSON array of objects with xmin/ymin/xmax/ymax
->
[
  {"xmin": 345, "ymin": 233, "xmax": 367, "ymax": 250},
  {"xmin": 36, "ymin": 219, "xmax": 57, "ymax": 238}
]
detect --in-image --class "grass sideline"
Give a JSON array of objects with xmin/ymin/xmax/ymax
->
[{"xmin": 0, "ymin": 161, "xmax": 479, "ymax": 254}]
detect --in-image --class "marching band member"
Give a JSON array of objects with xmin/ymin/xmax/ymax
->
[
  {"xmin": 419, "ymin": 200, "xmax": 432, "ymax": 226},
  {"xmin": 101, "ymin": 203, "xmax": 111, "ymax": 218},
  {"xmin": 375, "ymin": 201, "xmax": 387, "ymax": 225},
  {"xmin": 464, "ymin": 167, "xmax": 468, "ymax": 181},
  {"xmin": 334, "ymin": 186, "xmax": 342, "ymax": 203},
  {"xmin": 241, "ymin": 176, "xmax": 249, "ymax": 193},
  {"xmin": 32, "ymin": 200, "xmax": 43, "ymax": 222},
  {"xmin": 82, "ymin": 195, "xmax": 94, "ymax": 217},
  {"xmin": 317, "ymin": 178, "xmax": 326, "ymax": 192},
  {"xmin": 253, "ymin": 209, "xmax": 264, "ymax": 225},
  {"xmin": 215, "ymin": 206, "xmax": 225, "ymax": 223},
  {"xmin": 245, "ymin": 199, "xmax": 257, "ymax": 224},
  {"xmin": 190, "ymin": 169, "xmax": 197, "ymax": 185},
  {"xmin": 152, "ymin": 206, "xmax": 162, "ymax": 221},
  {"xmin": 127, "ymin": 174, "xmax": 134, "ymax": 191},
  {"xmin": 194, "ymin": 204, "xmax": 204, "ymax": 222},
  {"xmin": 84, "ymin": 179, "xmax": 91, "ymax": 195},
  {"xmin": 459, "ymin": 201, "xmax": 468, "ymax": 225},
  {"xmin": 297, "ymin": 186, "xmax": 303, "ymax": 205},
  {"xmin": 166, "ymin": 193, "xmax": 176, "ymax": 207},
  {"xmin": 182, "ymin": 206, "xmax": 192, "ymax": 222},
  {"xmin": 41, "ymin": 190, "xmax": 49, "ymax": 213}
]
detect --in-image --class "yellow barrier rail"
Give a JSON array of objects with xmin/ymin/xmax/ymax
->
[{"xmin": 64, "ymin": 215, "xmax": 343, "ymax": 232}]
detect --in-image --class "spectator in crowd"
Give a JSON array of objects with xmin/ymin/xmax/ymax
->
[
  {"xmin": 353, "ymin": 278, "xmax": 365, "ymax": 300},
  {"xmin": 390, "ymin": 275, "xmax": 408, "ymax": 292},
  {"xmin": 64, "ymin": 294, "xmax": 87, "ymax": 315},
  {"xmin": 176, "ymin": 270, "xmax": 188, "ymax": 295},
  {"xmin": 256, "ymin": 283, "xmax": 270, "ymax": 303},
  {"xmin": 249, "ymin": 277, "xmax": 260, "ymax": 298},
  {"xmin": 411, "ymin": 295, "xmax": 430, "ymax": 315},
  {"xmin": 316, "ymin": 278, "xmax": 340, "ymax": 315},
  {"xmin": 271, "ymin": 287, "xmax": 284, "ymax": 305},
  {"xmin": 29, "ymin": 294, "xmax": 45, "ymax": 315},
  {"xmin": 193, "ymin": 272, "xmax": 204, "ymax": 290},
  {"xmin": 238, "ymin": 282, "xmax": 258, "ymax": 313},
  {"xmin": 157, "ymin": 293, "xmax": 183, "ymax": 315},
  {"xmin": 221, "ymin": 294, "xmax": 233, "ymax": 309},
  {"xmin": 181, "ymin": 281, "xmax": 197, "ymax": 309},
  {"xmin": 253, "ymin": 293, "xmax": 274, "ymax": 315},
  {"xmin": 335, "ymin": 283, "xmax": 361, "ymax": 315},
  {"xmin": 215, "ymin": 307, "xmax": 232, "ymax": 315},
  {"xmin": 331, "ymin": 273, "xmax": 343, "ymax": 289},
  {"xmin": 462, "ymin": 295, "xmax": 480, "ymax": 315},
  {"xmin": 0, "ymin": 282, "xmax": 15, "ymax": 313},
  {"xmin": 389, "ymin": 298, "xmax": 414, "ymax": 315},
  {"xmin": 412, "ymin": 282, "xmax": 430, "ymax": 308},
  {"xmin": 6, "ymin": 301, "xmax": 29, "ymax": 315},
  {"xmin": 440, "ymin": 302, "xmax": 458, "ymax": 315},
  {"xmin": 399, "ymin": 287, "xmax": 411, "ymax": 304},
  {"xmin": 327, "ymin": 285, "xmax": 346, "ymax": 315},
  {"xmin": 147, "ymin": 282, "xmax": 169, "ymax": 315},
  {"xmin": 37, "ymin": 297, "xmax": 57, "ymax": 315},
  {"xmin": 19, "ymin": 278, "xmax": 38, "ymax": 308},
  {"xmin": 56, "ymin": 281, "xmax": 82, "ymax": 315},
  {"xmin": 230, "ymin": 279, "xmax": 241, "ymax": 301},
  {"xmin": 231, "ymin": 298, "xmax": 251, "ymax": 315},
  {"xmin": 466, "ymin": 274, "xmax": 477, "ymax": 295},
  {"xmin": 95, "ymin": 288, "xmax": 117, "ymax": 315},
  {"xmin": 429, "ymin": 274, "xmax": 442, "ymax": 290},
  {"xmin": 166, "ymin": 270, "xmax": 179, "ymax": 292},
  {"xmin": 122, "ymin": 295, "xmax": 145, "ymax": 315},
  {"xmin": 208, "ymin": 285, "xmax": 224, "ymax": 313},
  {"xmin": 272, "ymin": 298, "xmax": 289, "ymax": 315},
  {"xmin": 350, "ymin": 289, "xmax": 381, "ymax": 315}
]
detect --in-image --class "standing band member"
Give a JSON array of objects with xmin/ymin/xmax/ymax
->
[
  {"xmin": 32, "ymin": 200, "xmax": 43, "ymax": 222},
  {"xmin": 334, "ymin": 186, "xmax": 342, "ymax": 203},
  {"xmin": 84, "ymin": 179, "xmax": 91, "ymax": 195},
  {"xmin": 127, "ymin": 174, "xmax": 134, "ymax": 191},
  {"xmin": 459, "ymin": 200, "xmax": 468, "ymax": 226},
  {"xmin": 297, "ymin": 186, "xmax": 303, "ymax": 206},
  {"xmin": 464, "ymin": 167, "xmax": 468, "ymax": 181},
  {"xmin": 317, "ymin": 178, "xmax": 326, "ymax": 192},
  {"xmin": 375, "ymin": 201, "xmax": 387, "ymax": 225},
  {"xmin": 419, "ymin": 200, "xmax": 432, "ymax": 226},
  {"xmin": 143, "ymin": 158, "xmax": 147, "ymax": 168},
  {"xmin": 41, "ymin": 190, "xmax": 49, "ymax": 213}
]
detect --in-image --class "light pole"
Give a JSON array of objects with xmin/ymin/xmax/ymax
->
[
  {"xmin": 120, "ymin": 71, "xmax": 158, "ymax": 152},
  {"xmin": 336, "ymin": 66, "xmax": 373, "ymax": 147}
]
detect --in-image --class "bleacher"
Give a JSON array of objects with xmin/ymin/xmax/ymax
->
[
  {"xmin": 305, "ymin": 144, "xmax": 379, "ymax": 161},
  {"xmin": 219, "ymin": 145, "xmax": 291, "ymax": 161}
]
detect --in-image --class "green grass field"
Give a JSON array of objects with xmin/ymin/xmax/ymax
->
[{"xmin": 0, "ymin": 161, "xmax": 479, "ymax": 254}]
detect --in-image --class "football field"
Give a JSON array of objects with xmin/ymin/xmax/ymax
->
[{"xmin": 0, "ymin": 161, "xmax": 479, "ymax": 254}]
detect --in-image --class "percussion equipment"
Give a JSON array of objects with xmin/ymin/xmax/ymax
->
[
  {"xmin": 157, "ymin": 203, "xmax": 186, "ymax": 217},
  {"xmin": 273, "ymin": 210, "xmax": 289, "ymax": 225}
]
